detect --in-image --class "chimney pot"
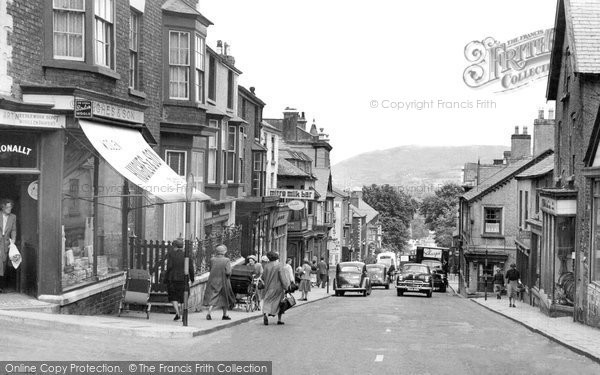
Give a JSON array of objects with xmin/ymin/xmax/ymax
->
[
  {"xmin": 514, "ymin": 126, "xmax": 519, "ymax": 135},
  {"xmin": 250, "ymin": 87, "xmax": 255, "ymax": 94},
  {"xmin": 523, "ymin": 126, "xmax": 528, "ymax": 135},
  {"xmin": 549, "ymin": 109, "xmax": 555, "ymax": 120},
  {"xmin": 538, "ymin": 109, "xmax": 544, "ymax": 119}
]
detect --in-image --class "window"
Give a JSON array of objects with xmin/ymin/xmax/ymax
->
[
  {"xmin": 524, "ymin": 191, "xmax": 529, "ymax": 223},
  {"xmin": 519, "ymin": 191, "xmax": 523, "ymax": 228},
  {"xmin": 271, "ymin": 136, "xmax": 275, "ymax": 161},
  {"xmin": 129, "ymin": 10, "xmax": 140, "ymax": 89},
  {"xmin": 593, "ymin": 181, "xmax": 600, "ymax": 282},
  {"xmin": 169, "ymin": 31, "xmax": 190, "ymax": 99},
  {"xmin": 226, "ymin": 126, "xmax": 236, "ymax": 182},
  {"xmin": 166, "ymin": 150, "xmax": 186, "ymax": 176},
  {"xmin": 252, "ymin": 152, "xmax": 263, "ymax": 196},
  {"xmin": 53, "ymin": 0, "xmax": 85, "ymax": 60},
  {"xmin": 271, "ymin": 172, "xmax": 275, "ymax": 189},
  {"xmin": 227, "ymin": 70, "xmax": 234, "ymax": 109},
  {"xmin": 207, "ymin": 136, "xmax": 217, "ymax": 184},
  {"xmin": 208, "ymin": 55, "xmax": 216, "ymax": 101},
  {"xmin": 483, "ymin": 207, "xmax": 502, "ymax": 234},
  {"xmin": 165, "ymin": 150, "xmax": 186, "ymax": 240},
  {"xmin": 195, "ymin": 34, "xmax": 205, "ymax": 103},
  {"xmin": 94, "ymin": 0, "xmax": 114, "ymax": 68}
]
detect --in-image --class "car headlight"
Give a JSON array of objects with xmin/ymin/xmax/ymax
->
[
  {"xmin": 424, "ymin": 276, "xmax": 431, "ymax": 283},
  {"xmin": 397, "ymin": 275, "xmax": 404, "ymax": 281}
]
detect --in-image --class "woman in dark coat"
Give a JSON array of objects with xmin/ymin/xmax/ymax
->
[
  {"xmin": 164, "ymin": 239, "xmax": 194, "ymax": 321},
  {"xmin": 202, "ymin": 244, "xmax": 236, "ymax": 320},
  {"xmin": 262, "ymin": 251, "xmax": 290, "ymax": 325}
]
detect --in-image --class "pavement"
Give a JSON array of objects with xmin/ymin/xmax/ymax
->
[
  {"xmin": 447, "ymin": 275, "xmax": 600, "ymax": 364},
  {"xmin": 0, "ymin": 286, "xmax": 332, "ymax": 339}
]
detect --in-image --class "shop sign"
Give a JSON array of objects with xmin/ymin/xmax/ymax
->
[
  {"xmin": 0, "ymin": 133, "xmax": 38, "ymax": 169},
  {"xmin": 0, "ymin": 109, "xmax": 65, "ymax": 129},
  {"xmin": 74, "ymin": 99, "xmax": 92, "ymax": 118},
  {"xmin": 269, "ymin": 189, "xmax": 315, "ymax": 200},
  {"xmin": 287, "ymin": 200, "xmax": 305, "ymax": 211},
  {"xmin": 27, "ymin": 180, "xmax": 39, "ymax": 200},
  {"xmin": 92, "ymin": 101, "xmax": 144, "ymax": 123},
  {"xmin": 541, "ymin": 197, "xmax": 576, "ymax": 215},
  {"xmin": 273, "ymin": 211, "xmax": 289, "ymax": 227}
]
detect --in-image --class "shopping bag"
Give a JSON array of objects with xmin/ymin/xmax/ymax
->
[
  {"xmin": 8, "ymin": 242, "xmax": 21, "ymax": 269},
  {"xmin": 279, "ymin": 293, "xmax": 296, "ymax": 313}
]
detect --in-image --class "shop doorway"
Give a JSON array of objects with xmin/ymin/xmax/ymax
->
[{"xmin": 0, "ymin": 174, "xmax": 39, "ymax": 296}]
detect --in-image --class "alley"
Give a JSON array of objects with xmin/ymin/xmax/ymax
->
[{"xmin": 1, "ymin": 289, "xmax": 599, "ymax": 375}]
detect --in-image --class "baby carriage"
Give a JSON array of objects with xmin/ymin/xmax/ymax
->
[
  {"xmin": 118, "ymin": 268, "xmax": 151, "ymax": 319},
  {"xmin": 230, "ymin": 265, "xmax": 260, "ymax": 312}
]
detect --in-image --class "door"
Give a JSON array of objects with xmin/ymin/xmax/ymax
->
[{"xmin": 477, "ymin": 262, "xmax": 494, "ymax": 292}]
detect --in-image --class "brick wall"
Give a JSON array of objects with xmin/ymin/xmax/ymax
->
[{"xmin": 60, "ymin": 286, "xmax": 123, "ymax": 315}]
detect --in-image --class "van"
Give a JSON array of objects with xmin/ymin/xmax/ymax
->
[{"xmin": 376, "ymin": 251, "xmax": 397, "ymax": 270}]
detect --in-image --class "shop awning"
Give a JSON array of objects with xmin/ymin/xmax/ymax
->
[{"xmin": 79, "ymin": 120, "xmax": 211, "ymax": 203}]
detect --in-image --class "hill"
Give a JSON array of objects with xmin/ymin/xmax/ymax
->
[{"xmin": 332, "ymin": 145, "xmax": 508, "ymax": 197}]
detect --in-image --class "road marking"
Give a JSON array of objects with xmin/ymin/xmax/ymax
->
[{"xmin": 375, "ymin": 355, "xmax": 384, "ymax": 362}]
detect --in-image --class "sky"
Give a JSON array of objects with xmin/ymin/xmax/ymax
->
[{"xmin": 198, "ymin": 0, "xmax": 558, "ymax": 164}]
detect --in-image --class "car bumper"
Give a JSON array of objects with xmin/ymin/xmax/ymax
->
[
  {"xmin": 335, "ymin": 286, "xmax": 367, "ymax": 292},
  {"xmin": 396, "ymin": 284, "xmax": 432, "ymax": 292}
]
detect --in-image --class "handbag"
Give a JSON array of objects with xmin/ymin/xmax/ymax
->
[
  {"xmin": 279, "ymin": 292, "xmax": 296, "ymax": 313},
  {"xmin": 287, "ymin": 282, "xmax": 299, "ymax": 293},
  {"xmin": 257, "ymin": 277, "xmax": 265, "ymax": 290},
  {"xmin": 8, "ymin": 242, "xmax": 21, "ymax": 269}
]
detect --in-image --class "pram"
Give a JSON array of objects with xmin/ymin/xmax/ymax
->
[
  {"xmin": 230, "ymin": 265, "xmax": 260, "ymax": 312},
  {"xmin": 118, "ymin": 268, "xmax": 151, "ymax": 319}
]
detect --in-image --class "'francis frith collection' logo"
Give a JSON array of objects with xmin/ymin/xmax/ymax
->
[{"xmin": 463, "ymin": 28, "xmax": 554, "ymax": 92}]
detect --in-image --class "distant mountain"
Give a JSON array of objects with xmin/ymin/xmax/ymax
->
[{"xmin": 332, "ymin": 145, "xmax": 508, "ymax": 196}]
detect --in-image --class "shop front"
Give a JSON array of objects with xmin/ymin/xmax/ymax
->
[{"xmin": 534, "ymin": 190, "xmax": 576, "ymax": 317}]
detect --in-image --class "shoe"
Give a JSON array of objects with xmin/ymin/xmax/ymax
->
[
  {"xmin": 263, "ymin": 315, "xmax": 268, "ymax": 326},
  {"xmin": 173, "ymin": 314, "xmax": 180, "ymax": 321},
  {"xmin": 277, "ymin": 321, "xmax": 285, "ymax": 325},
  {"xmin": 206, "ymin": 314, "xmax": 212, "ymax": 320},
  {"xmin": 222, "ymin": 316, "xmax": 231, "ymax": 320}
]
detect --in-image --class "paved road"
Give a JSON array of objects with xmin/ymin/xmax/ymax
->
[{"xmin": 2, "ymin": 288, "xmax": 599, "ymax": 375}]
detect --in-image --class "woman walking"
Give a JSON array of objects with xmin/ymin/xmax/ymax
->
[
  {"xmin": 299, "ymin": 259, "xmax": 312, "ymax": 301},
  {"xmin": 203, "ymin": 245, "xmax": 236, "ymax": 320},
  {"xmin": 262, "ymin": 252, "xmax": 290, "ymax": 325},
  {"xmin": 164, "ymin": 239, "xmax": 194, "ymax": 321}
]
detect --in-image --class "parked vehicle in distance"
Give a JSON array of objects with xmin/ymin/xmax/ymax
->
[
  {"xmin": 396, "ymin": 263, "xmax": 433, "ymax": 298},
  {"xmin": 421, "ymin": 259, "xmax": 447, "ymax": 292},
  {"xmin": 376, "ymin": 251, "xmax": 397, "ymax": 271},
  {"xmin": 366, "ymin": 263, "xmax": 390, "ymax": 289},
  {"xmin": 333, "ymin": 262, "xmax": 372, "ymax": 297}
]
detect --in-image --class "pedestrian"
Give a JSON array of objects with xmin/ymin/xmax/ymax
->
[
  {"xmin": 493, "ymin": 267, "xmax": 504, "ymax": 300},
  {"xmin": 203, "ymin": 244, "xmax": 236, "ymax": 320},
  {"xmin": 310, "ymin": 258, "xmax": 318, "ymax": 287},
  {"xmin": 318, "ymin": 257, "xmax": 328, "ymax": 288},
  {"xmin": 247, "ymin": 255, "xmax": 263, "ymax": 279},
  {"xmin": 261, "ymin": 252, "xmax": 290, "ymax": 325},
  {"xmin": 163, "ymin": 239, "xmax": 194, "ymax": 321},
  {"xmin": 505, "ymin": 263, "xmax": 521, "ymax": 308},
  {"xmin": 0, "ymin": 199, "xmax": 17, "ymax": 293},
  {"xmin": 295, "ymin": 264, "xmax": 303, "ymax": 284},
  {"xmin": 283, "ymin": 258, "xmax": 295, "ymax": 289},
  {"xmin": 299, "ymin": 259, "xmax": 312, "ymax": 301}
]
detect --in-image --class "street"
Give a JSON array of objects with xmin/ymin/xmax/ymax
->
[{"xmin": 2, "ymin": 288, "xmax": 599, "ymax": 375}]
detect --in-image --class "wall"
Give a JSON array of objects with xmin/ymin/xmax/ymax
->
[
  {"xmin": 0, "ymin": 0, "xmax": 12, "ymax": 95},
  {"xmin": 60, "ymin": 286, "xmax": 122, "ymax": 315}
]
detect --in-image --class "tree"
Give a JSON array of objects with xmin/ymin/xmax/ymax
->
[
  {"xmin": 419, "ymin": 183, "xmax": 464, "ymax": 247},
  {"xmin": 362, "ymin": 184, "xmax": 417, "ymax": 252}
]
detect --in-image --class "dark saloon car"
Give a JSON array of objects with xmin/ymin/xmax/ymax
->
[
  {"xmin": 366, "ymin": 264, "xmax": 390, "ymax": 289},
  {"xmin": 421, "ymin": 259, "xmax": 447, "ymax": 292},
  {"xmin": 396, "ymin": 263, "xmax": 433, "ymax": 298},
  {"xmin": 333, "ymin": 262, "xmax": 372, "ymax": 296}
]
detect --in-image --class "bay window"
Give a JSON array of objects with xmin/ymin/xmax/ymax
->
[
  {"xmin": 94, "ymin": 0, "xmax": 114, "ymax": 68},
  {"xmin": 129, "ymin": 10, "xmax": 140, "ymax": 89},
  {"xmin": 226, "ymin": 125, "xmax": 236, "ymax": 183},
  {"xmin": 169, "ymin": 31, "xmax": 190, "ymax": 99},
  {"xmin": 195, "ymin": 34, "xmax": 205, "ymax": 103}
]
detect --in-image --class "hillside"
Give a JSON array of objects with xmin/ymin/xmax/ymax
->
[{"xmin": 332, "ymin": 145, "xmax": 508, "ymax": 196}]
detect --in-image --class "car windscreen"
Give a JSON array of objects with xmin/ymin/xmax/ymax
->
[
  {"xmin": 402, "ymin": 265, "xmax": 429, "ymax": 274},
  {"xmin": 340, "ymin": 266, "xmax": 362, "ymax": 273}
]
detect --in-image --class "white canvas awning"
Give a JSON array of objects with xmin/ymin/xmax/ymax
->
[{"xmin": 79, "ymin": 120, "xmax": 211, "ymax": 203}]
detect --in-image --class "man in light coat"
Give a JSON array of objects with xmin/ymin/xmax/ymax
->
[{"xmin": 0, "ymin": 199, "xmax": 17, "ymax": 293}]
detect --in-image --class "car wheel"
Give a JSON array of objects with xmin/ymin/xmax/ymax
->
[
  {"xmin": 440, "ymin": 285, "xmax": 446, "ymax": 293},
  {"xmin": 385, "ymin": 283, "xmax": 390, "ymax": 290},
  {"xmin": 397, "ymin": 289, "xmax": 403, "ymax": 296},
  {"xmin": 339, "ymin": 291, "xmax": 345, "ymax": 296},
  {"xmin": 363, "ymin": 290, "xmax": 367, "ymax": 297}
]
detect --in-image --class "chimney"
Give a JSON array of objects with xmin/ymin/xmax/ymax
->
[
  {"xmin": 538, "ymin": 109, "xmax": 544, "ymax": 119},
  {"xmin": 217, "ymin": 40, "xmax": 223, "ymax": 54},
  {"xmin": 297, "ymin": 111, "xmax": 307, "ymax": 131},
  {"xmin": 283, "ymin": 107, "xmax": 299, "ymax": 141},
  {"xmin": 511, "ymin": 126, "xmax": 532, "ymax": 160},
  {"xmin": 350, "ymin": 189, "xmax": 362, "ymax": 207},
  {"xmin": 533, "ymin": 109, "xmax": 555, "ymax": 155},
  {"xmin": 250, "ymin": 87, "xmax": 255, "ymax": 94}
]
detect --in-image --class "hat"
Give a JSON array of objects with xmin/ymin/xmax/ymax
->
[
  {"xmin": 261, "ymin": 255, "xmax": 269, "ymax": 262},
  {"xmin": 173, "ymin": 239, "xmax": 184, "ymax": 248},
  {"xmin": 247, "ymin": 255, "xmax": 257, "ymax": 262},
  {"xmin": 215, "ymin": 245, "xmax": 227, "ymax": 255},
  {"xmin": 510, "ymin": 263, "xmax": 516, "ymax": 268}
]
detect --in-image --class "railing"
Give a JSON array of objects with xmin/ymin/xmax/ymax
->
[{"xmin": 129, "ymin": 225, "xmax": 243, "ymax": 294}]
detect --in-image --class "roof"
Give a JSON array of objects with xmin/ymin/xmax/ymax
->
[
  {"xmin": 278, "ymin": 158, "xmax": 310, "ymax": 178},
  {"xmin": 280, "ymin": 149, "xmax": 312, "ymax": 162},
  {"xmin": 161, "ymin": 0, "xmax": 213, "ymax": 26},
  {"xmin": 263, "ymin": 118, "xmax": 283, "ymax": 131},
  {"xmin": 332, "ymin": 187, "xmax": 348, "ymax": 198},
  {"xmin": 261, "ymin": 120, "xmax": 282, "ymax": 133},
  {"xmin": 548, "ymin": 0, "xmax": 600, "ymax": 98},
  {"xmin": 516, "ymin": 154, "xmax": 554, "ymax": 179},
  {"xmin": 238, "ymin": 85, "xmax": 266, "ymax": 107},
  {"xmin": 313, "ymin": 168, "xmax": 332, "ymax": 201},
  {"xmin": 251, "ymin": 141, "xmax": 267, "ymax": 152},
  {"xmin": 462, "ymin": 150, "xmax": 554, "ymax": 202},
  {"xmin": 349, "ymin": 200, "xmax": 379, "ymax": 223}
]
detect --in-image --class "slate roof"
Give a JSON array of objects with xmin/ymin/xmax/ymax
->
[
  {"xmin": 462, "ymin": 150, "xmax": 553, "ymax": 202},
  {"xmin": 516, "ymin": 154, "xmax": 554, "ymax": 179},
  {"xmin": 278, "ymin": 158, "xmax": 310, "ymax": 178},
  {"xmin": 313, "ymin": 168, "xmax": 332, "ymax": 201},
  {"xmin": 161, "ymin": 0, "xmax": 213, "ymax": 25},
  {"xmin": 568, "ymin": 0, "xmax": 600, "ymax": 73},
  {"xmin": 350, "ymin": 201, "xmax": 379, "ymax": 223},
  {"xmin": 263, "ymin": 119, "xmax": 283, "ymax": 131}
]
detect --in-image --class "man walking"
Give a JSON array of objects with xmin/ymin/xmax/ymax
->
[
  {"xmin": 493, "ymin": 268, "xmax": 504, "ymax": 300},
  {"xmin": 318, "ymin": 257, "xmax": 329, "ymax": 288},
  {"xmin": 505, "ymin": 263, "xmax": 521, "ymax": 308}
]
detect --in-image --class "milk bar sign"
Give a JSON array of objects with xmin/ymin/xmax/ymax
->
[{"xmin": 269, "ymin": 189, "xmax": 315, "ymax": 200}]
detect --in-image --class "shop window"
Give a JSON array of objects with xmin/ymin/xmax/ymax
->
[
  {"xmin": 483, "ymin": 207, "xmax": 502, "ymax": 234},
  {"xmin": 62, "ymin": 137, "xmax": 124, "ymax": 290},
  {"xmin": 94, "ymin": 0, "xmax": 114, "ymax": 68},
  {"xmin": 129, "ymin": 10, "xmax": 140, "ymax": 89},
  {"xmin": 53, "ymin": 0, "xmax": 85, "ymax": 60},
  {"xmin": 168, "ymin": 31, "xmax": 190, "ymax": 99},
  {"xmin": 0, "ymin": 132, "xmax": 39, "ymax": 169}
]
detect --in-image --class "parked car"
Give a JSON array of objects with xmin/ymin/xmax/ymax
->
[
  {"xmin": 333, "ymin": 262, "xmax": 372, "ymax": 297},
  {"xmin": 366, "ymin": 263, "xmax": 390, "ymax": 289},
  {"xmin": 421, "ymin": 259, "xmax": 447, "ymax": 292},
  {"xmin": 396, "ymin": 263, "xmax": 433, "ymax": 298}
]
